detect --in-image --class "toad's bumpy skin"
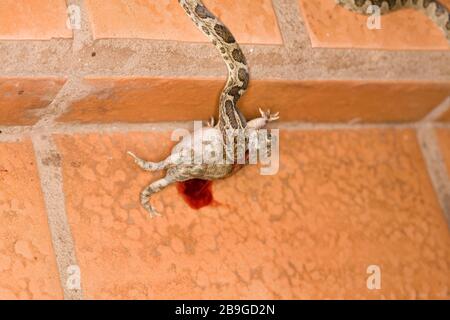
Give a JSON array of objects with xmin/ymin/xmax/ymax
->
[
  {"xmin": 336, "ymin": 0, "xmax": 450, "ymax": 43},
  {"xmin": 128, "ymin": 0, "xmax": 279, "ymax": 217}
]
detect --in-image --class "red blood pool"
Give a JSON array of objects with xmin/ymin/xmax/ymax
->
[{"xmin": 177, "ymin": 179, "xmax": 213, "ymax": 210}]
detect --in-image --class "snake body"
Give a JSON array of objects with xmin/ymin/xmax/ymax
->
[
  {"xmin": 129, "ymin": 0, "xmax": 278, "ymax": 216},
  {"xmin": 130, "ymin": 0, "xmax": 448, "ymax": 216},
  {"xmin": 179, "ymin": 0, "xmax": 249, "ymax": 133},
  {"xmin": 336, "ymin": 0, "xmax": 450, "ymax": 43}
]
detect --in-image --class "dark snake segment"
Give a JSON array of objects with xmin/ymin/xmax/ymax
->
[
  {"xmin": 336, "ymin": 0, "xmax": 450, "ymax": 43},
  {"xmin": 178, "ymin": 0, "xmax": 249, "ymax": 134}
]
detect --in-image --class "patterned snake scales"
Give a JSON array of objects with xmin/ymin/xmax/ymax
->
[
  {"xmin": 128, "ymin": 0, "xmax": 279, "ymax": 217},
  {"xmin": 129, "ymin": 0, "xmax": 449, "ymax": 217},
  {"xmin": 337, "ymin": 0, "xmax": 450, "ymax": 42}
]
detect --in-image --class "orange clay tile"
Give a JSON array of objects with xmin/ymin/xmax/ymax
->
[
  {"xmin": 0, "ymin": 0, "xmax": 72, "ymax": 40},
  {"xmin": 0, "ymin": 78, "xmax": 66, "ymax": 126},
  {"xmin": 440, "ymin": 108, "xmax": 450, "ymax": 122},
  {"xmin": 84, "ymin": 0, "xmax": 282, "ymax": 44},
  {"xmin": 436, "ymin": 129, "xmax": 450, "ymax": 175},
  {"xmin": 54, "ymin": 130, "xmax": 450, "ymax": 299},
  {"xmin": 0, "ymin": 140, "xmax": 63, "ymax": 299},
  {"xmin": 298, "ymin": 0, "xmax": 450, "ymax": 50},
  {"xmin": 57, "ymin": 77, "xmax": 450, "ymax": 124}
]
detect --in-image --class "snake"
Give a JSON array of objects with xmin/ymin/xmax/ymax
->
[
  {"xmin": 128, "ymin": 0, "xmax": 278, "ymax": 216},
  {"xmin": 336, "ymin": 0, "xmax": 450, "ymax": 43},
  {"xmin": 178, "ymin": 0, "xmax": 250, "ymax": 134}
]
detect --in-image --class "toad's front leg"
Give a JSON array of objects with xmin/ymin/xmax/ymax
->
[
  {"xmin": 127, "ymin": 151, "xmax": 171, "ymax": 172},
  {"xmin": 246, "ymin": 108, "xmax": 280, "ymax": 129}
]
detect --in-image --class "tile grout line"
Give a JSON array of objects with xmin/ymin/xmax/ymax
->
[
  {"xmin": 271, "ymin": 0, "xmax": 304, "ymax": 47},
  {"xmin": 69, "ymin": 0, "xmax": 94, "ymax": 52},
  {"xmin": 1, "ymin": 4, "xmax": 449, "ymax": 81},
  {"xmin": 417, "ymin": 95, "xmax": 450, "ymax": 227},
  {"xmin": 31, "ymin": 133, "xmax": 83, "ymax": 300},
  {"xmin": 34, "ymin": 0, "xmax": 94, "ymax": 129},
  {"xmin": 0, "ymin": 121, "xmax": 435, "ymax": 139},
  {"xmin": 417, "ymin": 125, "xmax": 450, "ymax": 228},
  {"xmin": 25, "ymin": 0, "xmax": 93, "ymax": 300},
  {"xmin": 420, "ymin": 96, "xmax": 450, "ymax": 123},
  {"xmin": 0, "ymin": 121, "xmax": 449, "ymax": 142},
  {"xmin": 48, "ymin": 121, "xmax": 421, "ymax": 134}
]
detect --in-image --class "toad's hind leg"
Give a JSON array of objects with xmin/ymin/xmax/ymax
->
[
  {"xmin": 141, "ymin": 175, "xmax": 176, "ymax": 218},
  {"xmin": 128, "ymin": 151, "xmax": 170, "ymax": 172}
]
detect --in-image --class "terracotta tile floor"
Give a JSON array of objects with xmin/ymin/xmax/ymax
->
[
  {"xmin": 85, "ymin": 0, "xmax": 283, "ymax": 44},
  {"xmin": 0, "ymin": 139, "xmax": 62, "ymax": 299},
  {"xmin": 0, "ymin": 0, "xmax": 72, "ymax": 40},
  {"xmin": 298, "ymin": 0, "xmax": 450, "ymax": 50},
  {"xmin": 0, "ymin": 78, "xmax": 67, "ymax": 126},
  {"xmin": 54, "ymin": 129, "xmax": 450, "ymax": 299},
  {"xmin": 58, "ymin": 78, "xmax": 450, "ymax": 124},
  {"xmin": 0, "ymin": 0, "xmax": 449, "ymax": 302},
  {"xmin": 436, "ymin": 129, "xmax": 450, "ymax": 174},
  {"xmin": 440, "ymin": 109, "xmax": 450, "ymax": 123}
]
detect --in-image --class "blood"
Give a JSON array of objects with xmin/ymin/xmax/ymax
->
[{"xmin": 177, "ymin": 179, "xmax": 214, "ymax": 210}]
